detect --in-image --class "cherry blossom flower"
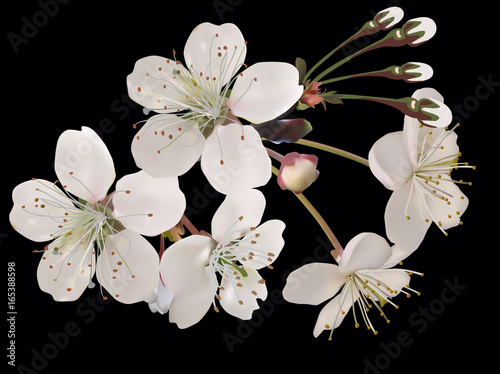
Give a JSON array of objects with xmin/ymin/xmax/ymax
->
[
  {"xmin": 160, "ymin": 189, "xmax": 285, "ymax": 328},
  {"xmin": 283, "ymin": 233, "xmax": 422, "ymax": 339},
  {"xmin": 369, "ymin": 88, "xmax": 472, "ymax": 252},
  {"xmin": 9, "ymin": 127, "xmax": 186, "ymax": 303},
  {"xmin": 127, "ymin": 22, "xmax": 303, "ymax": 194}
]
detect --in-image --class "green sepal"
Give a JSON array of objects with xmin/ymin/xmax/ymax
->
[
  {"xmin": 295, "ymin": 57, "xmax": 308, "ymax": 84},
  {"xmin": 322, "ymin": 91, "xmax": 344, "ymax": 105}
]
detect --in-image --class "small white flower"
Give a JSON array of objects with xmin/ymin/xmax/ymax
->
[
  {"xmin": 127, "ymin": 22, "xmax": 303, "ymax": 194},
  {"xmin": 369, "ymin": 88, "xmax": 473, "ymax": 252},
  {"xmin": 160, "ymin": 189, "xmax": 285, "ymax": 328},
  {"xmin": 283, "ymin": 233, "xmax": 422, "ymax": 339},
  {"xmin": 9, "ymin": 127, "xmax": 186, "ymax": 303}
]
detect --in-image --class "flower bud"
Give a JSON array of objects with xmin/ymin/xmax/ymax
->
[
  {"xmin": 403, "ymin": 17, "xmax": 437, "ymax": 46},
  {"xmin": 375, "ymin": 7, "xmax": 404, "ymax": 30},
  {"xmin": 417, "ymin": 97, "xmax": 452, "ymax": 128},
  {"xmin": 401, "ymin": 62, "xmax": 433, "ymax": 82},
  {"xmin": 277, "ymin": 152, "xmax": 319, "ymax": 194},
  {"xmin": 300, "ymin": 82, "xmax": 324, "ymax": 108}
]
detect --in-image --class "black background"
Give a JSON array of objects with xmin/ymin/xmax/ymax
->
[{"xmin": 2, "ymin": 1, "xmax": 498, "ymax": 373}]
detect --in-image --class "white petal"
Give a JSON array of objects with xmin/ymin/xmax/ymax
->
[
  {"xmin": 412, "ymin": 87, "xmax": 444, "ymax": 102},
  {"xmin": 112, "ymin": 171, "xmax": 186, "ymax": 236},
  {"xmin": 369, "ymin": 131, "xmax": 413, "ymax": 190},
  {"xmin": 339, "ymin": 233, "xmax": 392, "ymax": 275},
  {"xmin": 201, "ymin": 124, "xmax": 271, "ymax": 195},
  {"xmin": 10, "ymin": 179, "xmax": 73, "ymax": 242},
  {"xmin": 425, "ymin": 183, "xmax": 469, "ymax": 230},
  {"xmin": 54, "ymin": 127, "xmax": 115, "ymax": 204},
  {"xmin": 97, "ymin": 229, "xmax": 159, "ymax": 304},
  {"xmin": 127, "ymin": 55, "xmax": 191, "ymax": 114},
  {"xmin": 37, "ymin": 236, "xmax": 95, "ymax": 302},
  {"xmin": 227, "ymin": 62, "xmax": 303, "ymax": 124},
  {"xmin": 283, "ymin": 263, "xmax": 347, "ymax": 306},
  {"xmin": 239, "ymin": 220, "xmax": 285, "ymax": 270},
  {"xmin": 313, "ymin": 283, "xmax": 355, "ymax": 338},
  {"xmin": 144, "ymin": 286, "xmax": 158, "ymax": 304},
  {"xmin": 359, "ymin": 268, "xmax": 410, "ymax": 297},
  {"xmin": 385, "ymin": 181, "xmax": 431, "ymax": 252},
  {"xmin": 211, "ymin": 189, "xmax": 266, "ymax": 242},
  {"xmin": 403, "ymin": 115, "xmax": 438, "ymax": 170},
  {"xmin": 424, "ymin": 131, "xmax": 459, "ymax": 167},
  {"xmin": 376, "ymin": 7, "xmax": 404, "ymax": 29},
  {"xmin": 160, "ymin": 235, "xmax": 215, "ymax": 295},
  {"xmin": 157, "ymin": 280, "xmax": 174, "ymax": 313},
  {"xmin": 168, "ymin": 266, "xmax": 214, "ymax": 329},
  {"xmin": 184, "ymin": 22, "xmax": 246, "ymax": 87},
  {"xmin": 383, "ymin": 244, "xmax": 413, "ymax": 268},
  {"xmin": 219, "ymin": 268, "xmax": 267, "ymax": 320},
  {"xmin": 405, "ymin": 17, "xmax": 437, "ymax": 45},
  {"xmin": 404, "ymin": 62, "xmax": 434, "ymax": 82},
  {"xmin": 132, "ymin": 114, "xmax": 205, "ymax": 177}
]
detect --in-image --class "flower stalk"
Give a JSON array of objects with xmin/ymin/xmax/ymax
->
[
  {"xmin": 294, "ymin": 139, "xmax": 369, "ymax": 166},
  {"xmin": 270, "ymin": 164, "xmax": 343, "ymax": 261}
]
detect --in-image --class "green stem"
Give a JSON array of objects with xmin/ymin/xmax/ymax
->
[
  {"xmin": 326, "ymin": 94, "xmax": 424, "ymax": 120},
  {"xmin": 302, "ymin": 21, "xmax": 381, "ymax": 83},
  {"xmin": 312, "ymin": 28, "xmax": 402, "ymax": 83},
  {"xmin": 270, "ymin": 165, "xmax": 343, "ymax": 262},
  {"xmin": 302, "ymin": 39, "xmax": 349, "ymax": 84},
  {"xmin": 294, "ymin": 139, "xmax": 369, "ymax": 167},
  {"xmin": 320, "ymin": 66, "xmax": 397, "ymax": 85}
]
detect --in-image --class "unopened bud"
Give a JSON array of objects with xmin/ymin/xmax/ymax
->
[
  {"xmin": 401, "ymin": 62, "xmax": 434, "ymax": 82},
  {"xmin": 277, "ymin": 152, "xmax": 319, "ymax": 194},
  {"xmin": 375, "ymin": 7, "xmax": 404, "ymax": 30},
  {"xmin": 417, "ymin": 97, "xmax": 452, "ymax": 128},
  {"xmin": 403, "ymin": 17, "xmax": 437, "ymax": 46}
]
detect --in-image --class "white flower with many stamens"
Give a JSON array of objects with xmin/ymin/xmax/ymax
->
[
  {"xmin": 160, "ymin": 189, "xmax": 285, "ymax": 328},
  {"xmin": 369, "ymin": 88, "xmax": 472, "ymax": 252},
  {"xmin": 9, "ymin": 127, "xmax": 186, "ymax": 303},
  {"xmin": 127, "ymin": 22, "xmax": 303, "ymax": 195},
  {"xmin": 283, "ymin": 233, "xmax": 422, "ymax": 339}
]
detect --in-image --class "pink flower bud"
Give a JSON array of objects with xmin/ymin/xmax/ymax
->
[{"xmin": 277, "ymin": 152, "xmax": 319, "ymax": 194}]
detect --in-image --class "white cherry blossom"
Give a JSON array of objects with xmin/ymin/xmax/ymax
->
[
  {"xmin": 369, "ymin": 88, "xmax": 472, "ymax": 252},
  {"xmin": 283, "ymin": 233, "xmax": 422, "ymax": 339},
  {"xmin": 160, "ymin": 189, "xmax": 285, "ymax": 328},
  {"xmin": 9, "ymin": 127, "xmax": 185, "ymax": 303},
  {"xmin": 127, "ymin": 22, "xmax": 303, "ymax": 194}
]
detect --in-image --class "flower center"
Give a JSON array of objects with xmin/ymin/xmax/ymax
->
[
  {"xmin": 325, "ymin": 266, "xmax": 423, "ymax": 340},
  {"xmin": 207, "ymin": 216, "xmax": 270, "ymax": 312},
  {"xmin": 405, "ymin": 123, "xmax": 474, "ymax": 234},
  {"xmin": 26, "ymin": 176, "xmax": 148, "ymax": 295},
  {"xmin": 134, "ymin": 34, "xmax": 256, "ymax": 162}
]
